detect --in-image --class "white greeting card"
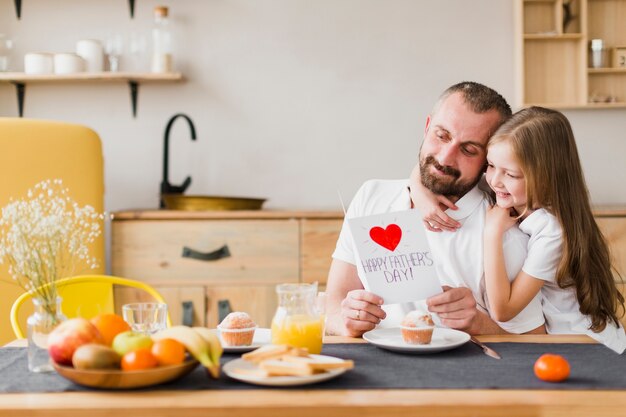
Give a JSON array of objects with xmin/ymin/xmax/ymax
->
[{"xmin": 348, "ymin": 209, "xmax": 442, "ymax": 305}]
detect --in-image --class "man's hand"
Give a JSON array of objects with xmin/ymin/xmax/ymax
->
[
  {"xmin": 426, "ymin": 286, "xmax": 483, "ymax": 334},
  {"xmin": 325, "ymin": 259, "xmax": 386, "ymax": 337},
  {"xmin": 340, "ymin": 290, "xmax": 386, "ymax": 337}
]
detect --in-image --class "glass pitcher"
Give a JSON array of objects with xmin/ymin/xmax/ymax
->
[{"xmin": 271, "ymin": 283, "xmax": 324, "ymax": 354}]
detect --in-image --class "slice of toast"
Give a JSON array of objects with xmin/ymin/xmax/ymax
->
[
  {"xmin": 259, "ymin": 359, "xmax": 315, "ymax": 376},
  {"xmin": 282, "ymin": 355, "xmax": 355, "ymax": 371},
  {"xmin": 242, "ymin": 344, "xmax": 291, "ymax": 363}
]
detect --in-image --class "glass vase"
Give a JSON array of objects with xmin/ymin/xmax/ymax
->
[{"xmin": 27, "ymin": 297, "xmax": 66, "ymax": 373}]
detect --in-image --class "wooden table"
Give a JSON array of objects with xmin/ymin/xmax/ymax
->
[{"xmin": 2, "ymin": 335, "xmax": 625, "ymax": 417}]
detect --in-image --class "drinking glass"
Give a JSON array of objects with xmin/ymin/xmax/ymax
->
[
  {"xmin": 122, "ymin": 302, "xmax": 168, "ymax": 334},
  {"xmin": 105, "ymin": 34, "xmax": 124, "ymax": 72},
  {"xmin": 0, "ymin": 33, "xmax": 14, "ymax": 72},
  {"xmin": 126, "ymin": 32, "xmax": 147, "ymax": 72}
]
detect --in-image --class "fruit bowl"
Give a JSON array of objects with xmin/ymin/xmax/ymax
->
[{"xmin": 52, "ymin": 359, "xmax": 199, "ymax": 389}]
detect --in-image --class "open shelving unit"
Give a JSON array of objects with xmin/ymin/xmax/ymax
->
[
  {"xmin": 0, "ymin": 72, "xmax": 183, "ymax": 117},
  {"xmin": 517, "ymin": 0, "xmax": 626, "ymax": 109}
]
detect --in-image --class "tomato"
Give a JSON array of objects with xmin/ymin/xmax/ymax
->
[
  {"xmin": 151, "ymin": 338, "xmax": 186, "ymax": 366},
  {"xmin": 534, "ymin": 353, "xmax": 570, "ymax": 382},
  {"xmin": 121, "ymin": 348, "xmax": 158, "ymax": 371}
]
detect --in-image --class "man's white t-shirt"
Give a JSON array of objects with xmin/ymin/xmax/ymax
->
[
  {"xmin": 519, "ymin": 209, "xmax": 626, "ymax": 353},
  {"xmin": 333, "ymin": 179, "xmax": 545, "ymax": 334}
]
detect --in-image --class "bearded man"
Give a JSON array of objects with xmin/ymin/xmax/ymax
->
[{"xmin": 325, "ymin": 81, "xmax": 546, "ymax": 337}]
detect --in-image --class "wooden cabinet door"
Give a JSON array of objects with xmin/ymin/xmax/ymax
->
[
  {"xmin": 596, "ymin": 217, "xmax": 626, "ymax": 278},
  {"xmin": 112, "ymin": 219, "xmax": 299, "ymax": 285},
  {"xmin": 114, "ymin": 285, "xmax": 206, "ymax": 327},
  {"xmin": 301, "ymin": 219, "xmax": 342, "ymax": 285},
  {"xmin": 205, "ymin": 285, "xmax": 278, "ymax": 328}
]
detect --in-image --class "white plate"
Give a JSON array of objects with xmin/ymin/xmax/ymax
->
[
  {"xmin": 363, "ymin": 327, "xmax": 470, "ymax": 354},
  {"xmin": 220, "ymin": 328, "xmax": 271, "ymax": 353},
  {"xmin": 223, "ymin": 354, "xmax": 349, "ymax": 387}
]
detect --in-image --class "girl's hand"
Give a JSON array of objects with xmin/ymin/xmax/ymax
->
[
  {"xmin": 485, "ymin": 205, "xmax": 517, "ymax": 236},
  {"xmin": 409, "ymin": 165, "xmax": 460, "ymax": 232}
]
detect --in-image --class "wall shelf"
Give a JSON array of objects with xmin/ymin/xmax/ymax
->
[
  {"xmin": 14, "ymin": 0, "xmax": 137, "ymax": 19},
  {"xmin": 517, "ymin": 0, "xmax": 626, "ymax": 108},
  {"xmin": 0, "ymin": 72, "xmax": 183, "ymax": 118}
]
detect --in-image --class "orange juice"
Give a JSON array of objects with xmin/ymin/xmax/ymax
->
[{"xmin": 271, "ymin": 314, "xmax": 324, "ymax": 354}]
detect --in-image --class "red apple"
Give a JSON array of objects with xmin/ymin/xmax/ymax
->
[{"xmin": 47, "ymin": 318, "xmax": 104, "ymax": 366}]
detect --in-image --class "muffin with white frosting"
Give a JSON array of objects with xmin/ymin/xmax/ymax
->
[
  {"xmin": 218, "ymin": 312, "xmax": 257, "ymax": 346},
  {"xmin": 400, "ymin": 309, "xmax": 435, "ymax": 344}
]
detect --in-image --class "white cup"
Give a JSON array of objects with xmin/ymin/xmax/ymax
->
[
  {"xmin": 54, "ymin": 53, "xmax": 85, "ymax": 74},
  {"xmin": 24, "ymin": 52, "xmax": 54, "ymax": 74},
  {"xmin": 76, "ymin": 39, "xmax": 104, "ymax": 72}
]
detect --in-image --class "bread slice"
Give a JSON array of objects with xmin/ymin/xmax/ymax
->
[
  {"xmin": 242, "ymin": 344, "xmax": 291, "ymax": 363},
  {"xmin": 282, "ymin": 355, "xmax": 355, "ymax": 371},
  {"xmin": 259, "ymin": 359, "xmax": 315, "ymax": 376}
]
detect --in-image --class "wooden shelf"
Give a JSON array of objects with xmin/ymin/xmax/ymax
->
[
  {"xmin": 0, "ymin": 72, "xmax": 183, "ymax": 118},
  {"xmin": 13, "ymin": 0, "xmax": 138, "ymax": 19},
  {"xmin": 0, "ymin": 72, "xmax": 182, "ymax": 82},
  {"xmin": 524, "ymin": 33, "xmax": 583, "ymax": 40},
  {"xmin": 523, "ymin": 102, "xmax": 626, "ymax": 109},
  {"xmin": 588, "ymin": 68, "xmax": 626, "ymax": 74},
  {"xmin": 518, "ymin": 0, "xmax": 626, "ymax": 109}
]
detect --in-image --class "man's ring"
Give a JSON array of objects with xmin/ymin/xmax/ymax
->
[{"xmin": 356, "ymin": 310, "xmax": 361, "ymax": 320}]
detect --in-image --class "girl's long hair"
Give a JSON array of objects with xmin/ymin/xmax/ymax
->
[{"xmin": 490, "ymin": 106, "xmax": 624, "ymax": 331}]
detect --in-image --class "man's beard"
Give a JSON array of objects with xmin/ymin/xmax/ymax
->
[{"xmin": 419, "ymin": 155, "xmax": 481, "ymax": 198}]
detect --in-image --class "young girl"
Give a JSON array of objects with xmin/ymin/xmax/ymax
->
[{"xmin": 413, "ymin": 106, "xmax": 626, "ymax": 353}]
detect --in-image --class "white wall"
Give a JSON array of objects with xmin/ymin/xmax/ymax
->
[{"xmin": 1, "ymin": 0, "xmax": 624, "ymax": 211}]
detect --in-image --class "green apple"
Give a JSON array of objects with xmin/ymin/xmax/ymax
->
[{"xmin": 112, "ymin": 331, "xmax": 153, "ymax": 356}]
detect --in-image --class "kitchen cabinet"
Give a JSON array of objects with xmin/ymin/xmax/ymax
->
[
  {"xmin": 517, "ymin": 0, "xmax": 626, "ymax": 108},
  {"xmin": 110, "ymin": 210, "xmax": 343, "ymax": 328},
  {"xmin": 0, "ymin": 72, "xmax": 183, "ymax": 117},
  {"xmin": 111, "ymin": 207, "xmax": 626, "ymax": 328}
]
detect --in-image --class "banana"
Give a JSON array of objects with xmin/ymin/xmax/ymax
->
[
  {"xmin": 192, "ymin": 327, "xmax": 223, "ymax": 369},
  {"xmin": 152, "ymin": 326, "xmax": 220, "ymax": 378}
]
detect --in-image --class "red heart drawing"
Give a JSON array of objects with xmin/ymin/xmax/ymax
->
[{"xmin": 369, "ymin": 224, "xmax": 402, "ymax": 251}]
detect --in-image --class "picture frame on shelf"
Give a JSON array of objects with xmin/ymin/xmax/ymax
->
[{"xmin": 613, "ymin": 47, "xmax": 626, "ymax": 68}]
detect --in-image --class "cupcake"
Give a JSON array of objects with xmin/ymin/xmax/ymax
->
[
  {"xmin": 218, "ymin": 312, "xmax": 257, "ymax": 346},
  {"xmin": 400, "ymin": 309, "xmax": 435, "ymax": 345}
]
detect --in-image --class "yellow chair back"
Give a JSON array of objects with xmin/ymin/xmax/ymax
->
[
  {"xmin": 0, "ymin": 118, "xmax": 105, "ymax": 344},
  {"xmin": 11, "ymin": 275, "xmax": 171, "ymax": 339}
]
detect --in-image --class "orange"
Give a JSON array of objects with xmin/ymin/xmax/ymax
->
[
  {"xmin": 121, "ymin": 348, "xmax": 158, "ymax": 371},
  {"xmin": 534, "ymin": 353, "xmax": 571, "ymax": 382},
  {"xmin": 151, "ymin": 338, "xmax": 186, "ymax": 366},
  {"xmin": 90, "ymin": 313, "xmax": 131, "ymax": 346}
]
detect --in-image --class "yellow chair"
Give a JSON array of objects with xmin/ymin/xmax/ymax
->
[
  {"xmin": 0, "ymin": 118, "xmax": 105, "ymax": 344},
  {"xmin": 10, "ymin": 275, "xmax": 172, "ymax": 339}
]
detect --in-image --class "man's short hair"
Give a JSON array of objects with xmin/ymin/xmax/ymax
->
[{"xmin": 433, "ymin": 81, "xmax": 512, "ymax": 125}]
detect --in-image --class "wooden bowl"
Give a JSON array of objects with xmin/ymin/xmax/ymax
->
[{"xmin": 53, "ymin": 359, "xmax": 199, "ymax": 389}]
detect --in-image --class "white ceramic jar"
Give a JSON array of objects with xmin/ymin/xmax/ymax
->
[
  {"xmin": 53, "ymin": 53, "xmax": 85, "ymax": 74},
  {"xmin": 76, "ymin": 39, "xmax": 104, "ymax": 72},
  {"xmin": 24, "ymin": 52, "xmax": 54, "ymax": 74}
]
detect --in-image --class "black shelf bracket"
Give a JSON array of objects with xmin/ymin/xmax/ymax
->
[
  {"xmin": 128, "ymin": 0, "xmax": 135, "ymax": 18},
  {"xmin": 128, "ymin": 80, "xmax": 139, "ymax": 118},
  {"xmin": 14, "ymin": 0, "xmax": 21, "ymax": 19},
  {"xmin": 11, "ymin": 82, "xmax": 25, "ymax": 117}
]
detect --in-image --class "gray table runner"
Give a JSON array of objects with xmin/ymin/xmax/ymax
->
[{"xmin": 1, "ymin": 342, "xmax": 624, "ymax": 392}]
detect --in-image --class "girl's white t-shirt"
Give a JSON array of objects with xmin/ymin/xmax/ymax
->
[{"xmin": 519, "ymin": 209, "xmax": 626, "ymax": 354}]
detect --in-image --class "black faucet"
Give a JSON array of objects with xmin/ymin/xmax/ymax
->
[{"xmin": 160, "ymin": 113, "xmax": 197, "ymax": 208}]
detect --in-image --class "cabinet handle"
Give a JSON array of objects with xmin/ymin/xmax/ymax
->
[
  {"xmin": 218, "ymin": 299, "xmax": 232, "ymax": 323},
  {"xmin": 181, "ymin": 244, "xmax": 231, "ymax": 261},
  {"xmin": 182, "ymin": 301, "xmax": 194, "ymax": 326}
]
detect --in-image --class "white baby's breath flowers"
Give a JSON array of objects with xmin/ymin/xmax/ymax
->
[{"xmin": 0, "ymin": 179, "xmax": 103, "ymax": 304}]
